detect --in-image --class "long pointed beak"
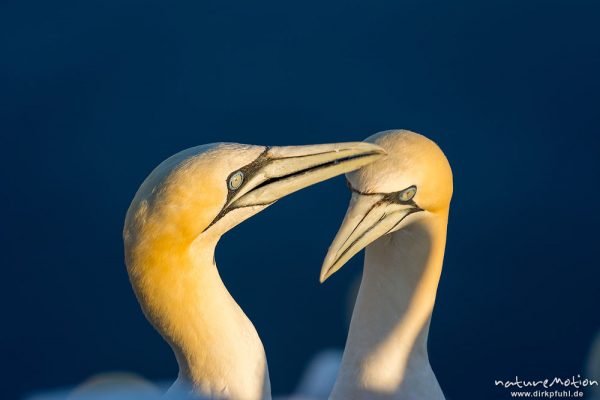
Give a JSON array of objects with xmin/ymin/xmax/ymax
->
[
  {"xmin": 227, "ymin": 142, "xmax": 385, "ymax": 209},
  {"xmin": 320, "ymin": 193, "xmax": 421, "ymax": 282}
]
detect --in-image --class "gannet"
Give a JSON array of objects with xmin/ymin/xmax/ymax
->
[
  {"xmin": 320, "ymin": 130, "xmax": 453, "ymax": 400},
  {"xmin": 123, "ymin": 141, "xmax": 384, "ymax": 400}
]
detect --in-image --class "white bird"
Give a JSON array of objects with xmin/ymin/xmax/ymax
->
[
  {"xmin": 320, "ymin": 130, "xmax": 453, "ymax": 400},
  {"xmin": 122, "ymin": 141, "xmax": 384, "ymax": 400}
]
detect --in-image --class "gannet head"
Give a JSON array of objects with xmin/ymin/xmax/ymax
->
[
  {"xmin": 320, "ymin": 130, "xmax": 453, "ymax": 282},
  {"xmin": 124, "ymin": 141, "xmax": 385, "ymax": 259}
]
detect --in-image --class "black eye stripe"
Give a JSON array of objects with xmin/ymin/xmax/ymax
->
[
  {"xmin": 203, "ymin": 147, "xmax": 272, "ymax": 233},
  {"xmin": 224, "ymin": 146, "xmax": 271, "ymax": 197},
  {"xmin": 346, "ymin": 180, "xmax": 418, "ymax": 205}
]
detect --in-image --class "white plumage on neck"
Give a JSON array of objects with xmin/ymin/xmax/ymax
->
[{"xmin": 332, "ymin": 213, "xmax": 447, "ymax": 400}]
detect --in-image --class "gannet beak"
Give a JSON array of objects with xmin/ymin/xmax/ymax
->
[
  {"xmin": 205, "ymin": 143, "xmax": 386, "ymax": 231},
  {"xmin": 225, "ymin": 143, "xmax": 386, "ymax": 209},
  {"xmin": 320, "ymin": 192, "xmax": 422, "ymax": 282}
]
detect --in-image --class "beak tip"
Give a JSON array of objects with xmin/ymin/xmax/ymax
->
[{"xmin": 319, "ymin": 264, "xmax": 333, "ymax": 283}]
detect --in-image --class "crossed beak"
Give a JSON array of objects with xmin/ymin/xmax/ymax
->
[{"xmin": 320, "ymin": 191, "xmax": 423, "ymax": 282}]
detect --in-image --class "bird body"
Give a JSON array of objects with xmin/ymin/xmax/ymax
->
[
  {"xmin": 124, "ymin": 141, "xmax": 384, "ymax": 399},
  {"xmin": 321, "ymin": 130, "xmax": 452, "ymax": 400}
]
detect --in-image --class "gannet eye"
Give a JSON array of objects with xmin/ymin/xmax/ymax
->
[
  {"xmin": 398, "ymin": 186, "xmax": 416, "ymax": 202},
  {"xmin": 228, "ymin": 171, "xmax": 244, "ymax": 190}
]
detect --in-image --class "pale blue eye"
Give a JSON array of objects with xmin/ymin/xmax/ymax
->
[
  {"xmin": 399, "ymin": 186, "xmax": 416, "ymax": 202},
  {"xmin": 228, "ymin": 171, "xmax": 244, "ymax": 190}
]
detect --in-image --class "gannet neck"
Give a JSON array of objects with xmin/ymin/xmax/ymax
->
[
  {"xmin": 331, "ymin": 212, "xmax": 448, "ymax": 400},
  {"xmin": 126, "ymin": 230, "xmax": 270, "ymax": 400}
]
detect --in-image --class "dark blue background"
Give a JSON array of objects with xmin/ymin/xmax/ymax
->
[{"xmin": 2, "ymin": 1, "xmax": 599, "ymax": 399}]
